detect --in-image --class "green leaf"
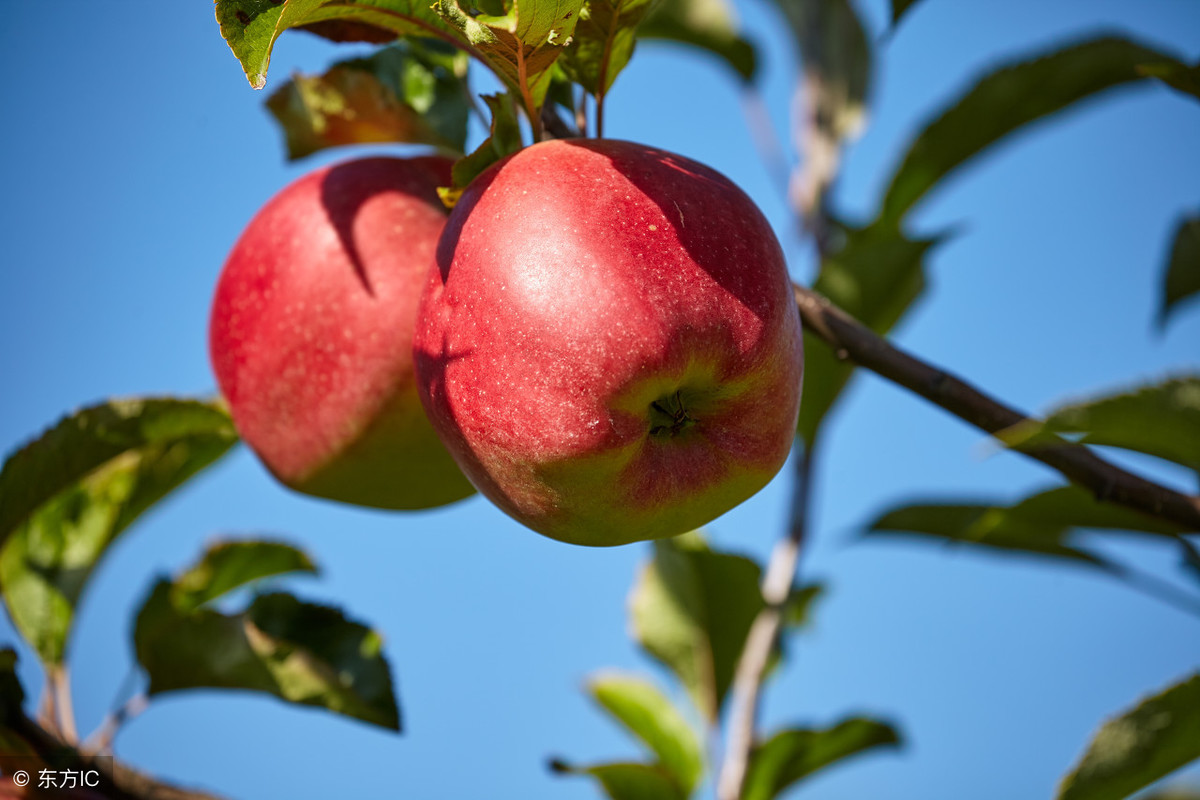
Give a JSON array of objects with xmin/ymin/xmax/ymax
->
[
  {"xmin": 435, "ymin": 0, "xmax": 583, "ymax": 116},
  {"xmin": 877, "ymin": 36, "xmax": 1193, "ymax": 227},
  {"xmin": 0, "ymin": 398, "xmax": 236, "ymax": 665},
  {"xmin": 587, "ymin": 672, "xmax": 704, "ymax": 794},
  {"xmin": 135, "ymin": 581, "xmax": 400, "ymax": 731},
  {"xmin": 1180, "ymin": 537, "xmax": 1200, "ymax": 589},
  {"xmin": 742, "ymin": 717, "xmax": 902, "ymax": 800},
  {"xmin": 549, "ymin": 760, "xmax": 687, "ymax": 800},
  {"xmin": 1137, "ymin": 60, "xmax": 1200, "ymax": 103},
  {"xmin": 1000, "ymin": 376, "xmax": 1200, "ymax": 474},
  {"xmin": 1058, "ymin": 673, "xmax": 1200, "ymax": 800},
  {"xmin": 0, "ymin": 398, "xmax": 236, "ymax": 548},
  {"xmin": 888, "ymin": 0, "xmax": 920, "ymax": 26},
  {"xmin": 781, "ymin": 582, "xmax": 825, "ymax": 631},
  {"xmin": 629, "ymin": 535, "xmax": 764, "ymax": 722},
  {"xmin": 797, "ymin": 221, "xmax": 946, "ymax": 443},
  {"xmin": 771, "ymin": 0, "xmax": 872, "ymax": 219},
  {"xmin": 440, "ymin": 93, "xmax": 523, "ymax": 206},
  {"xmin": 559, "ymin": 0, "xmax": 657, "ymax": 98},
  {"xmin": 266, "ymin": 41, "xmax": 471, "ymax": 159},
  {"xmin": 638, "ymin": 0, "xmax": 756, "ymax": 82},
  {"xmin": 866, "ymin": 484, "xmax": 1187, "ymax": 567},
  {"xmin": 1159, "ymin": 215, "xmax": 1200, "ymax": 329},
  {"xmin": 214, "ymin": 0, "xmax": 462, "ymax": 90},
  {"xmin": 171, "ymin": 539, "xmax": 318, "ymax": 613},
  {"xmin": 1137, "ymin": 789, "xmax": 1200, "ymax": 800}
]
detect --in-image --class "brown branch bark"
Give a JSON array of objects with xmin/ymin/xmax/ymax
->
[
  {"xmin": 10, "ymin": 713, "xmax": 226, "ymax": 800},
  {"xmin": 792, "ymin": 282, "xmax": 1200, "ymax": 531}
]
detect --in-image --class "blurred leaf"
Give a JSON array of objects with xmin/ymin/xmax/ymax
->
[
  {"xmin": 781, "ymin": 582, "xmax": 825, "ymax": 631},
  {"xmin": 629, "ymin": 535, "xmax": 764, "ymax": 722},
  {"xmin": 869, "ymin": 502, "xmax": 1103, "ymax": 563},
  {"xmin": 135, "ymin": 580, "xmax": 399, "ymax": 731},
  {"xmin": 1058, "ymin": 672, "xmax": 1200, "ymax": 800},
  {"xmin": 215, "ymin": 0, "xmax": 462, "ymax": 89},
  {"xmin": 797, "ymin": 222, "xmax": 946, "ymax": 442},
  {"xmin": 1138, "ymin": 789, "xmax": 1200, "ymax": 800},
  {"xmin": 867, "ymin": 483, "xmax": 1191, "ymax": 569},
  {"xmin": 888, "ymin": 0, "xmax": 920, "ymax": 26},
  {"xmin": 0, "ymin": 398, "xmax": 236, "ymax": 665},
  {"xmin": 266, "ymin": 42, "xmax": 471, "ymax": 159},
  {"xmin": 877, "ymin": 36, "xmax": 1193, "ymax": 227},
  {"xmin": 440, "ymin": 93, "xmax": 524, "ymax": 206},
  {"xmin": 1181, "ymin": 538, "xmax": 1200, "ymax": 588},
  {"xmin": 560, "ymin": 0, "xmax": 657, "ymax": 98},
  {"xmin": 549, "ymin": 759, "xmax": 686, "ymax": 800},
  {"xmin": 435, "ymin": 0, "xmax": 583, "ymax": 114},
  {"xmin": 1000, "ymin": 376, "xmax": 1200, "ymax": 473},
  {"xmin": 742, "ymin": 717, "xmax": 902, "ymax": 800},
  {"xmin": 638, "ymin": 0, "xmax": 756, "ymax": 81},
  {"xmin": 773, "ymin": 0, "xmax": 872, "ymax": 220},
  {"xmin": 171, "ymin": 539, "xmax": 317, "ymax": 613},
  {"xmin": 1138, "ymin": 60, "xmax": 1200, "ymax": 102},
  {"xmin": 1159, "ymin": 215, "xmax": 1200, "ymax": 329},
  {"xmin": 588, "ymin": 672, "xmax": 704, "ymax": 794}
]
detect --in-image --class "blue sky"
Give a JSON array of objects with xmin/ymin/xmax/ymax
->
[{"xmin": 1, "ymin": 1, "xmax": 1198, "ymax": 798}]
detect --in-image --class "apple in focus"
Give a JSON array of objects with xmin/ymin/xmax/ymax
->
[
  {"xmin": 210, "ymin": 156, "xmax": 474, "ymax": 509},
  {"xmin": 414, "ymin": 139, "xmax": 803, "ymax": 545}
]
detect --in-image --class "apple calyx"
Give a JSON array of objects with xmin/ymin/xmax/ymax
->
[{"xmin": 649, "ymin": 390, "xmax": 697, "ymax": 437}]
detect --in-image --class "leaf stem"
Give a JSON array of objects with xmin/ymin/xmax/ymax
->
[{"xmin": 515, "ymin": 47, "xmax": 544, "ymax": 142}]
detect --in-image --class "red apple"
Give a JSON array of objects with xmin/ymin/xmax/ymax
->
[
  {"xmin": 210, "ymin": 156, "xmax": 474, "ymax": 509},
  {"xmin": 414, "ymin": 139, "xmax": 803, "ymax": 545}
]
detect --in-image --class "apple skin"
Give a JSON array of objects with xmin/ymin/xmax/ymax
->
[
  {"xmin": 210, "ymin": 156, "xmax": 474, "ymax": 509},
  {"xmin": 414, "ymin": 139, "xmax": 803, "ymax": 545}
]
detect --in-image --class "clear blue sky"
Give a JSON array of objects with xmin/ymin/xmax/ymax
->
[{"xmin": 1, "ymin": 1, "xmax": 1198, "ymax": 798}]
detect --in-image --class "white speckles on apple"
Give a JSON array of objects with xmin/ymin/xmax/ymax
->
[{"xmin": 414, "ymin": 139, "xmax": 802, "ymax": 545}]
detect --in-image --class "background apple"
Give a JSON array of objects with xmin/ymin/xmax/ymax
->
[
  {"xmin": 210, "ymin": 156, "xmax": 474, "ymax": 509},
  {"xmin": 415, "ymin": 139, "xmax": 803, "ymax": 546}
]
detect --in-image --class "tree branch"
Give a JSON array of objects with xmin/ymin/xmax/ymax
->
[
  {"xmin": 10, "ymin": 712, "xmax": 226, "ymax": 800},
  {"xmin": 792, "ymin": 282, "xmax": 1200, "ymax": 531},
  {"xmin": 717, "ymin": 443, "xmax": 816, "ymax": 800}
]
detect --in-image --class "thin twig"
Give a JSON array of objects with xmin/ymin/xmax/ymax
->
[
  {"xmin": 83, "ymin": 693, "xmax": 149, "ymax": 756},
  {"xmin": 717, "ymin": 443, "xmax": 817, "ymax": 800},
  {"xmin": 792, "ymin": 283, "xmax": 1200, "ymax": 531},
  {"xmin": 41, "ymin": 665, "xmax": 78, "ymax": 744},
  {"xmin": 575, "ymin": 86, "xmax": 588, "ymax": 137},
  {"xmin": 541, "ymin": 102, "xmax": 580, "ymax": 139}
]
